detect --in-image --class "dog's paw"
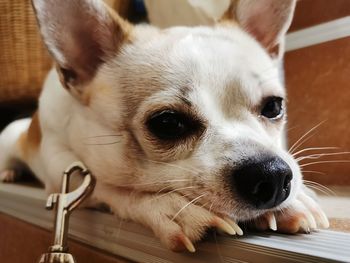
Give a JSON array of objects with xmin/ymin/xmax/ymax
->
[
  {"xmin": 0, "ymin": 169, "xmax": 19, "ymax": 183},
  {"xmin": 250, "ymin": 191, "xmax": 329, "ymax": 234},
  {"xmin": 141, "ymin": 193, "xmax": 243, "ymax": 252}
]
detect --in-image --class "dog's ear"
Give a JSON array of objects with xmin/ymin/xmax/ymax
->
[
  {"xmin": 32, "ymin": 0, "xmax": 132, "ymax": 97},
  {"xmin": 223, "ymin": 0, "xmax": 296, "ymax": 58}
]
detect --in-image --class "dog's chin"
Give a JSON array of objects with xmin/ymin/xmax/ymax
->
[
  {"xmin": 211, "ymin": 195, "xmax": 295, "ymax": 222},
  {"xmin": 226, "ymin": 205, "xmax": 279, "ymax": 222},
  {"xmin": 228, "ymin": 206, "xmax": 271, "ymax": 221}
]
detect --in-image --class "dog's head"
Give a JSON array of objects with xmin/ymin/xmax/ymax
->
[{"xmin": 33, "ymin": 0, "xmax": 299, "ymax": 220}]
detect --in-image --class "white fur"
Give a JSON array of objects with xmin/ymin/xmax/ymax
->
[{"xmin": 0, "ymin": 119, "xmax": 31, "ymax": 169}]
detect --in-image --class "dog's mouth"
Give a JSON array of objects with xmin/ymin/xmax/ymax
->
[{"xmin": 202, "ymin": 192, "xmax": 292, "ymax": 222}]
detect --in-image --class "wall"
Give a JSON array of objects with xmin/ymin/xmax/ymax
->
[{"xmin": 285, "ymin": 0, "xmax": 350, "ymax": 185}]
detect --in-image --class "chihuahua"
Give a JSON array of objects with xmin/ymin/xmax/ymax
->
[{"xmin": 0, "ymin": 0, "xmax": 329, "ymax": 252}]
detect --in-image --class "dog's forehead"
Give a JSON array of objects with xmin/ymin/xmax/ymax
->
[
  {"xmin": 153, "ymin": 26, "xmax": 280, "ymax": 94},
  {"xmin": 115, "ymin": 25, "xmax": 284, "ymax": 117},
  {"xmin": 166, "ymin": 27, "xmax": 283, "ymax": 102}
]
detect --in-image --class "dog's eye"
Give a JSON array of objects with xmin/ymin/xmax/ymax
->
[
  {"xmin": 147, "ymin": 110, "xmax": 195, "ymax": 140},
  {"xmin": 261, "ymin": 97, "xmax": 284, "ymax": 119}
]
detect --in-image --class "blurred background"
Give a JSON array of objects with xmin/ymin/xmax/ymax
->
[{"xmin": 0, "ymin": 0, "xmax": 349, "ymax": 187}]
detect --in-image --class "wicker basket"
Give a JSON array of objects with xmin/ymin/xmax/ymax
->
[
  {"xmin": 0, "ymin": 0, "xmax": 52, "ymax": 104},
  {"xmin": 0, "ymin": 0, "xmax": 131, "ymax": 104}
]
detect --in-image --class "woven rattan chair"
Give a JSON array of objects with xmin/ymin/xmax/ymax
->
[{"xmin": 0, "ymin": 0, "xmax": 131, "ymax": 104}]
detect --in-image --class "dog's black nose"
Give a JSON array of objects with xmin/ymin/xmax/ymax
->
[{"xmin": 232, "ymin": 156, "xmax": 292, "ymax": 209}]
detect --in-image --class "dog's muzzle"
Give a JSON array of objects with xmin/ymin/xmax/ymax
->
[{"xmin": 232, "ymin": 156, "xmax": 292, "ymax": 209}]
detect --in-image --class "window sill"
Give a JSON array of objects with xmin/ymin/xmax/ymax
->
[{"xmin": 0, "ymin": 183, "xmax": 350, "ymax": 263}]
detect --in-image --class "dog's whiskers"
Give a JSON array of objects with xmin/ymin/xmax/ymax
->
[
  {"xmin": 85, "ymin": 134, "xmax": 122, "ymax": 138},
  {"xmin": 198, "ymin": 200, "xmax": 211, "ymax": 210},
  {"xmin": 150, "ymin": 186, "xmax": 198, "ymax": 202},
  {"xmin": 289, "ymin": 121, "xmax": 326, "ymax": 154},
  {"xmin": 209, "ymin": 200, "xmax": 215, "ymax": 214},
  {"xmin": 303, "ymin": 180, "xmax": 336, "ymax": 196},
  {"xmin": 292, "ymin": 146, "xmax": 339, "ymax": 157},
  {"xmin": 299, "ymin": 160, "xmax": 350, "ymax": 167},
  {"xmin": 171, "ymin": 194, "xmax": 207, "ymax": 221},
  {"xmin": 297, "ymin": 151, "xmax": 350, "ymax": 162},
  {"xmin": 287, "ymin": 125, "xmax": 299, "ymax": 132},
  {"xmin": 144, "ymin": 158, "xmax": 202, "ymax": 174},
  {"xmin": 303, "ymin": 179, "xmax": 336, "ymax": 195},
  {"xmin": 154, "ymin": 184, "xmax": 174, "ymax": 195},
  {"xmin": 153, "ymin": 180, "xmax": 193, "ymax": 194},
  {"xmin": 305, "ymin": 185, "xmax": 330, "ymax": 196},
  {"xmin": 295, "ymin": 146, "xmax": 349, "ymax": 196},
  {"xmin": 117, "ymin": 179, "xmax": 193, "ymax": 188},
  {"xmin": 83, "ymin": 134, "xmax": 122, "ymax": 146},
  {"xmin": 84, "ymin": 141, "xmax": 121, "ymax": 146},
  {"xmin": 301, "ymin": 170, "xmax": 326, "ymax": 176}
]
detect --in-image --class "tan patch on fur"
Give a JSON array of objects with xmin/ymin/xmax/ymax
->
[
  {"xmin": 276, "ymin": 212, "xmax": 306, "ymax": 233},
  {"xmin": 17, "ymin": 112, "xmax": 42, "ymax": 159},
  {"xmin": 106, "ymin": 4, "xmax": 134, "ymax": 43},
  {"xmin": 219, "ymin": 0, "xmax": 238, "ymax": 25}
]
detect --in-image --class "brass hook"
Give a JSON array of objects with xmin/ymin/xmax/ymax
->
[{"xmin": 39, "ymin": 162, "xmax": 95, "ymax": 263}]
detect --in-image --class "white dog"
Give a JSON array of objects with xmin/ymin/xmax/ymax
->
[{"xmin": 0, "ymin": 0, "xmax": 328, "ymax": 252}]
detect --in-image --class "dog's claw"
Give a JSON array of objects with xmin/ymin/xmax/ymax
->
[
  {"xmin": 213, "ymin": 216, "xmax": 236, "ymax": 235},
  {"xmin": 317, "ymin": 209, "xmax": 330, "ymax": 228},
  {"xmin": 250, "ymin": 189, "xmax": 329, "ymax": 235},
  {"xmin": 266, "ymin": 212, "xmax": 277, "ymax": 231},
  {"xmin": 298, "ymin": 192, "xmax": 329, "ymax": 229},
  {"xmin": 179, "ymin": 235, "xmax": 196, "ymax": 253},
  {"xmin": 0, "ymin": 170, "xmax": 17, "ymax": 183},
  {"xmin": 304, "ymin": 209, "xmax": 317, "ymax": 230},
  {"xmin": 224, "ymin": 217, "xmax": 243, "ymax": 235}
]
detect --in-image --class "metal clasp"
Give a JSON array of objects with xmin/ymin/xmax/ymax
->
[{"xmin": 39, "ymin": 162, "xmax": 95, "ymax": 263}]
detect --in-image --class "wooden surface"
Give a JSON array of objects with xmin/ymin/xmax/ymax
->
[
  {"xmin": 1, "ymin": 209, "xmax": 349, "ymax": 263},
  {"xmin": 0, "ymin": 213, "xmax": 132, "ymax": 263},
  {"xmin": 329, "ymin": 218, "xmax": 350, "ymax": 233},
  {"xmin": 289, "ymin": 0, "xmax": 350, "ymax": 32}
]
